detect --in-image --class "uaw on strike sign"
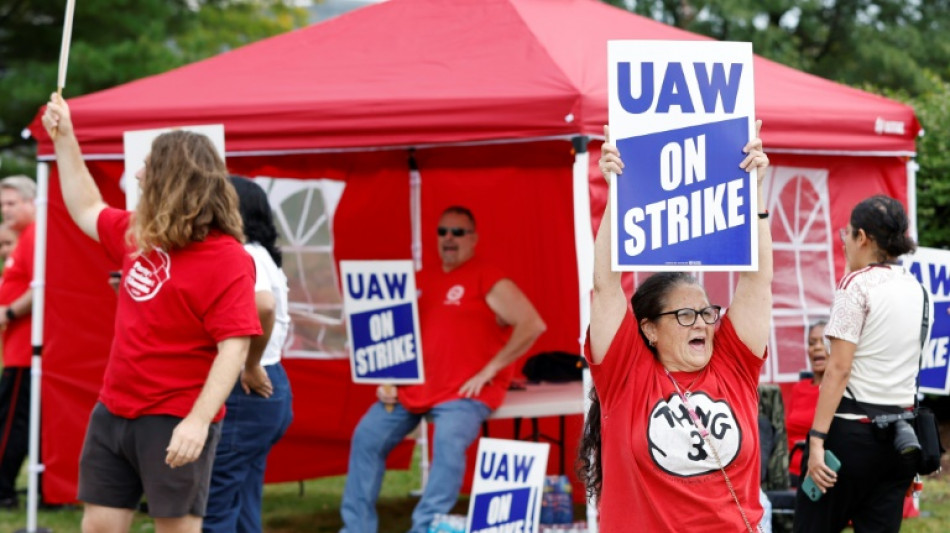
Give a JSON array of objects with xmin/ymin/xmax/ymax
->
[
  {"xmin": 905, "ymin": 247, "xmax": 950, "ymax": 395},
  {"xmin": 608, "ymin": 41, "xmax": 758, "ymax": 271},
  {"xmin": 341, "ymin": 260, "xmax": 424, "ymax": 384},
  {"xmin": 466, "ymin": 438, "xmax": 549, "ymax": 533}
]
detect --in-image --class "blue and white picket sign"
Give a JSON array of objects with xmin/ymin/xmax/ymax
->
[
  {"xmin": 466, "ymin": 438, "xmax": 549, "ymax": 533},
  {"xmin": 341, "ymin": 260, "xmax": 424, "ymax": 384},
  {"xmin": 903, "ymin": 247, "xmax": 950, "ymax": 395},
  {"xmin": 607, "ymin": 40, "xmax": 758, "ymax": 271}
]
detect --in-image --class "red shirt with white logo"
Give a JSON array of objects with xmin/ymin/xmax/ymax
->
[
  {"xmin": 96, "ymin": 208, "xmax": 261, "ymax": 421},
  {"xmin": 585, "ymin": 308, "xmax": 765, "ymax": 531},
  {"xmin": 399, "ymin": 256, "xmax": 508, "ymax": 412},
  {"xmin": 0, "ymin": 223, "xmax": 34, "ymax": 367}
]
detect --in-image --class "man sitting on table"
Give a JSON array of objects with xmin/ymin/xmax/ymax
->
[{"xmin": 340, "ymin": 205, "xmax": 546, "ymax": 533}]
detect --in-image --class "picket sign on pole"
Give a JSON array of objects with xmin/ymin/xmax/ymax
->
[
  {"xmin": 340, "ymin": 260, "xmax": 424, "ymax": 385},
  {"xmin": 607, "ymin": 40, "xmax": 758, "ymax": 272},
  {"xmin": 466, "ymin": 438, "xmax": 549, "ymax": 533},
  {"xmin": 50, "ymin": 0, "xmax": 76, "ymax": 140}
]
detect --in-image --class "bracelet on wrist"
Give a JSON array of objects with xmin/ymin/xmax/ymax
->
[
  {"xmin": 809, "ymin": 428, "xmax": 828, "ymax": 440},
  {"xmin": 4, "ymin": 308, "xmax": 14, "ymax": 322},
  {"xmin": 758, "ymin": 210, "xmax": 770, "ymax": 219}
]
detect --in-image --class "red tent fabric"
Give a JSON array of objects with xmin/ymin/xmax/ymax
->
[
  {"xmin": 32, "ymin": 0, "xmax": 918, "ymax": 156},
  {"xmin": 27, "ymin": 0, "xmax": 919, "ymax": 504}
]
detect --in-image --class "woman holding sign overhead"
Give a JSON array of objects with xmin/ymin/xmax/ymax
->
[{"xmin": 578, "ymin": 122, "xmax": 771, "ymax": 531}]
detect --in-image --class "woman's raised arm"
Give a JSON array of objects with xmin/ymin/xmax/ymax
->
[
  {"xmin": 41, "ymin": 94, "xmax": 108, "ymax": 242},
  {"xmin": 590, "ymin": 126, "xmax": 629, "ymax": 364},
  {"xmin": 726, "ymin": 120, "xmax": 772, "ymax": 357}
]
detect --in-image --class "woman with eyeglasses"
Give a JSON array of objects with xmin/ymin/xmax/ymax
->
[
  {"xmin": 578, "ymin": 122, "xmax": 772, "ymax": 532},
  {"xmin": 794, "ymin": 195, "xmax": 924, "ymax": 533}
]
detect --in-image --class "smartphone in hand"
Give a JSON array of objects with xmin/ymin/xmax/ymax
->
[{"xmin": 801, "ymin": 450, "xmax": 842, "ymax": 501}]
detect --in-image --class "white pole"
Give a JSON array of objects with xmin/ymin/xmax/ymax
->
[
  {"xmin": 22, "ymin": 164, "xmax": 50, "ymax": 533},
  {"xmin": 417, "ymin": 418, "xmax": 430, "ymax": 492},
  {"xmin": 410, "ymin": 153, "xmax": 422, "ymax": 271},
  {"xmin": 57, "ymin": 0, "xmax": 77, "ymax": 93},
  {"xmin": 408, "ymin": 151, "xmax": 429, "ymax": 495},
  {"xmin": 571, "ymin": 136, "xmax": 598, "ymax": 532},
  {"xmin": 907, "ymin": 158, "xmax": 920, "ymax": 241},
  {"xmin": 50, "ymin": 0, "xmax": 76, "ymax": 141},
  {"xmin": 571, "ymin": 137, "xmax": 594, "ymax": 348}
]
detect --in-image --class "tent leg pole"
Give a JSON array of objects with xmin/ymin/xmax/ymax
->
[
  {"xmin": 571, "ymin": 136, "xmax": 597, "ymax": 532},
  {"xmin": 907, "ymin": 158, "xmax": 920, "ymax": 241},
  {"xmin": 17, "ymin": 163, "xmax": 51, "ymax": 533},
  {"xmin": 410, "ymin": 418, "xmax": 429, "ymax": 497},
  {"xmin": 409, "ymin": 151, "xmax": 422, "ymax": 271}
]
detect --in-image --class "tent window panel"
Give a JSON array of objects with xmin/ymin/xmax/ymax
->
[{"xmin": 255, "ymin": 176, "xmax": 348, "ymax": 360}]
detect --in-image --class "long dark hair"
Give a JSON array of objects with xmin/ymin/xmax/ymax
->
[
  {"xmin": 576, "ymin": 272, "xmax": 699, "ymax": 501},
  {"xmin": 848, "ymin": 195, "xmax": 916, "ymax": 261},
  {"xmin": 228, "ymin": 176, "xmax": 282, "ymax": 267}
]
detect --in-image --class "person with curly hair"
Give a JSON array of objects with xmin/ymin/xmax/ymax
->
[{"xmin": 42, "ymin": 94, "xmax": 261, "ymax": 533}]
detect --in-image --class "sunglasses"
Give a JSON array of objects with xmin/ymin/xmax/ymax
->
[
  {"xmin": 437, "ymin": 227, "xmax": 473, "ymax": 237},
  {"xmin": 654, "ymin": 305, "xmax": 722, "ymax": 327}
]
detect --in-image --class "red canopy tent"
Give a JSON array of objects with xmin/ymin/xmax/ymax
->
[{"xmin": 29, "ymin": 0, "xmax": 919, "ymax": 503}]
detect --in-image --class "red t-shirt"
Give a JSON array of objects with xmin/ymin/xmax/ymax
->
[
  {"xmin": 399, "ymin": 257, "xmax": 509, "ymax": 412},
  {"xmin": 97, "ymin": 208, "xmax": 261, "ymax": 421},
  {"xmin": 785, "ymin": 379, "xmax": 820, "ymax": 477},
  {"xmin": 0, "ymin": 223, "xmax": 34, "ymax": 368},
  {"xmin": 585, "ymin": 308, "xmax": 765, "ymax": 531}
]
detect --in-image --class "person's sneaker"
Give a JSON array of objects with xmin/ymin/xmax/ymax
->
[{"xmin": 0, "ymin": 496, "xmax": 18, "ymax": 510}]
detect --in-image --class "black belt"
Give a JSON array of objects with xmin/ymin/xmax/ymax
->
[{"xmin": 837, "ymin": 396, "xmax": 907, "ymax": 418}]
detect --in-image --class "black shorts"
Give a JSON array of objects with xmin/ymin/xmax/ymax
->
[{"xmin": 77, "ymin": 402, "xmax": 222, "ymax": 518}]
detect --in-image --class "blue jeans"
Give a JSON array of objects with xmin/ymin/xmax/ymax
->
[
  {"xmin": 340, "ymin": 399, "xmax": 491, "ymax": 533},
  {"xmin": 203, "ymin": 363, "xmax": 293, "ymax": 533}
]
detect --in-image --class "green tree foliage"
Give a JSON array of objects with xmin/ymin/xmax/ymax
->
[
  {"xmin": 611, "ymin": 0, "xmax": 950, "ymax": 247},
  {"xmin": 0, "ymin": 0, "xmax": 307, "ymax": 172},
  {"xmin": 616, "ymin": 0, "xmax": 950, "ymax": 96},
  {"xmin": 882, "ymin": 75, "xmax": 950, "ymax": 248}
]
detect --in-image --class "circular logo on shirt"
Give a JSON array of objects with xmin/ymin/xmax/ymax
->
[
  {"xmin": 647, "ymin": 392, "xmax": 741, "ymax": 477},
  {"xmin": 125, "ymin": 249, "xmax": 171, "ymax": 302},
  {"xmin": 444, "ymin": 284, "xmax": 465, "ymax": 305}
]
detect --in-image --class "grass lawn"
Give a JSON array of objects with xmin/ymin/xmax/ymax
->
[{"xmin": 0, "ymin": 454, "xmax": 947, "ymax": 533}]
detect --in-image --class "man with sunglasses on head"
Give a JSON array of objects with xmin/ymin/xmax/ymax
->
[{"xmin": 341, "ymin": 205, "xmax": 546, "ymax": 533}]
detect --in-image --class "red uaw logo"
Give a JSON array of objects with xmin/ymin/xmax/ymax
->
[
  {"xmin": 125, "ymin": 249, "xmax": 171, "ymax": 302},
  {"xmin": 444, "ymin": 284, "xmax": 465, "ymax": 305}
]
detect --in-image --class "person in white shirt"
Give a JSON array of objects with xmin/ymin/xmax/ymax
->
[
  {"xmin": 795, "ymin": 195, "xmax": 925, "ymax": 533},
  {"xmin": 204, "ymin": 176, "xmax": 294, "ymax": 533}
]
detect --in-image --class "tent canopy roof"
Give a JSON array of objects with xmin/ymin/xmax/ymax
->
[{"xmin": 31, "ymin": 0, "xmax": 919, "ymax": 156}]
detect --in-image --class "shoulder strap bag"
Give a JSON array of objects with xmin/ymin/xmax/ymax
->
[{"xmin": 913, "ymin": 284, "xmax": 945, "ymax": 475}]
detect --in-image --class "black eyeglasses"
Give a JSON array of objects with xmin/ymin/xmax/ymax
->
[
  {"xmin": 654, "ymin": 305, "xmax": 722, "ymax": 327},
  {"xmin": 437, "ymin": 227, "xmax": 473, "ymax": 237}
]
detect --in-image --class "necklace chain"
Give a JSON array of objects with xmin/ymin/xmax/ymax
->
[
  {"xmin": 663, "ymin": 369, "xmax": 760, "ymax": 533},
  {"xmin": 672, "ymin": 368, "xmax": 704, "ymax": 397}
]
